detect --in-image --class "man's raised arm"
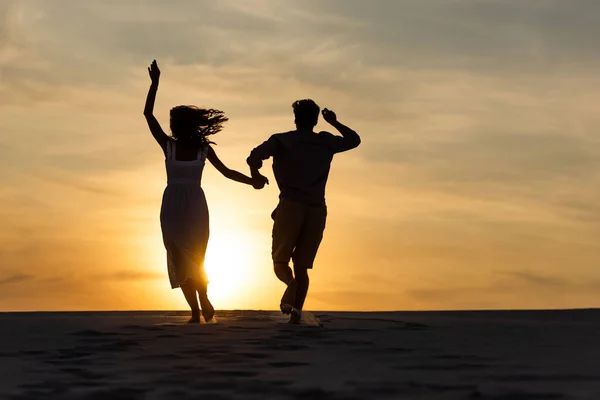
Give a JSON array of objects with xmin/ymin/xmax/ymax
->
[{"xmin": 322, "ymin": 108, "xmax": 361, "ymax": 153}]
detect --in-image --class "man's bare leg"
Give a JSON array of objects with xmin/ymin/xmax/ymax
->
[
  {"xmin": 293, "ymin": 266, "xmax": 309, "ymax": 311},
  {"xmin": 274, "ymin": 262, "xmax": 298, "ymax": 315},
  {"xmin": 287, "ymin": 266, "xmax": 309, "ymax": 324}
]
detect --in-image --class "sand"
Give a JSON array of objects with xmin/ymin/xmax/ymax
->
[{"xmin": 0, "ymin": 309, "xmax": 599, "ymax": 399}]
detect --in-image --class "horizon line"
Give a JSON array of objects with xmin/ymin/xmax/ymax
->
[{"xmin": 1, "ymin": 307, "xmax": 598, "ymax": 314}]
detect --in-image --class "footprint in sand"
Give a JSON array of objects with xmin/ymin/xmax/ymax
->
[
  {"xmin": 70, "ymin": 329, "xmax": 119, "ymax": 337},
  {"xmin": 120, "ymin": 324, "xmax": 164, "ymax": 332},
  {"xmin": 59, "ymin": 367, "xmax": 108, "ymax": 380},
  {"xmin": 55, "ymin": 347, "xmax": 94, "ymax": 361},
  {"xmin": 226, "ymin": 325, "xmax": 260, "ymax": 331},
  {"xmin": 18, "ymin": 380, "xmax": 71, "ymax": 397},
  {"xmin": 86, "ymin": 387, "xmax": 148, "ymax": 399},
  {"xmin": 269, "ymin": 344, "xmax": 310, "ymax": 351},
  {"xmin": 206, "ymin": 369, "xmax": 260, "ymax": 377},
  {"xmin": 236, "ymin": 352, "xmax": 272, "ymax": 360},
  {"xmin": 156, "ymin": 333, "xmax": 181, "ymax": 338},
  {"xmin": 95, "ymin": 339, "xmax": 140, "ymax": 353},
  {"xmin": 395, "ymin": 362, "xmax": 490, "ymax": 371},
  {"xmin": 18, "ymin": 350, "xmax": 47, "ymax": 357},
  {"xmin": 268, "ymin": 361, "xmax": 311, "ymax": 368},
  {"xmin": 488, "ymin": 373, "xmax": 600, "ymax": 382},
  {"xmin": 244, "ymin": 338, "xmax": 309, "ymax": 351}
]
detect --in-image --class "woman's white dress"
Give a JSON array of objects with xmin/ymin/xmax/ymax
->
[{"xmin": 160, "ymin": 141, "xmax": 210, "ymax": 289}]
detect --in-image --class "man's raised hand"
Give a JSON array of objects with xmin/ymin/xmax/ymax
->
[{"xmin": 322, "ymin": 108, "xmax": 337, "ymax": 125}]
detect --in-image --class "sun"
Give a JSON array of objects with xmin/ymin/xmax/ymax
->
[
  {"xmin": 142, "ymin": 222, "xmax": 264, "ymax": 310},
  {"xmin": 203, "ymin": 230, "xmax": 257, "ymax": 308}
]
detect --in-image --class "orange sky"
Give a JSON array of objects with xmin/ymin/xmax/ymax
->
[{"xmin": 1, "ymin": 1, "xmax": 600, "ymax": 311}]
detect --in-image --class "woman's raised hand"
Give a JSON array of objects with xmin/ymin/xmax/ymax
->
[{"xmin": 148, "ymin": 60, "xmax": 161, "ymax": 85}]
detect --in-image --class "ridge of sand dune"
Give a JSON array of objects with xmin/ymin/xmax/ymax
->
[{"xmin": 1, "ymin": 310, "xmax": 599, "ymax": 399}]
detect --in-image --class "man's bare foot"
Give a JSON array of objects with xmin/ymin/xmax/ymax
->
[
  {"xmin": 288, "ymin": 310, "xmax": 301, "ymax": 324},
  {"xmin": 280, "ymin": 279, "xmax": 298, "ymax": 315}
]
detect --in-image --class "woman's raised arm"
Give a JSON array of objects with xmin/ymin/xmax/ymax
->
[{"xmin": 143, "ymin": 60, "xmax": 170, "ymax": 152}]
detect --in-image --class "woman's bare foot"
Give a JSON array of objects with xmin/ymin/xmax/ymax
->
[
  {"xmin": 199, "ymin": 296, "xmax": 215, "ymax": 323},
  {"xmin": 202, "ymin": 308, "xmax": 215, "ymax": 323},
  {"xmin": 187, "ymin": 310, "xmax": 201, "ymax": 324}
]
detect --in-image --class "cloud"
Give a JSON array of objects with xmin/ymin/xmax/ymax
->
[
  {"xmin": 550, "ymin": 200, "xmax": 600, "ymax": 225},
  {"xmin": 311, "ymin": 290, "xmax": 399, "ymax": 310},
  {"xmin": 105, "ymin": 270, "xmax": 163, "ymax": 281},
  {"xmin": 303, "ymin": 0, "xmax": 600, "ymax": 72},
  {"xmin": 0, "ymin": 273, "xmax": 33, "ymax": 285},
  {"xmin": 34, "ymin": 173, "xmax": 125, "ymax": 197},
  {"xmin": 503, "ymin": 270, "xmax": 567, "ymax": 288},
  {"xmin": 407, "ymin": 269, "xmax": 600, "ymax": 309},
  {"xmin": 2, "ymin": 0, "xmax": 600, "ymax": 106},
  {"xmin": 367, "ymin": 130, "xmax": 597, "ymax": 178}
]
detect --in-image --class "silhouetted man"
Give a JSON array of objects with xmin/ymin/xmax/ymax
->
[{"xmin": 247, "ymin": 99, "xmax": 361, "ymax": 323}]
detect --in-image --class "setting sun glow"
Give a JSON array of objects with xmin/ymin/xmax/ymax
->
[{"xmin": 204, "ymin": 231, "xmax": 257, "ymax": 308}]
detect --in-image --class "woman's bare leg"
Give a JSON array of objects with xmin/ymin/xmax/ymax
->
[
  {"xmin": 181, "ymin": 280, "xmax": 201, "ymax": 323},
  {"xmin": 197, "ymin": 283, "xmax": 215, "ymax": 322}
]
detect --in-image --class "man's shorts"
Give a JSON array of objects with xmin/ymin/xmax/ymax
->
[{"xmin": 271, "ymin": 198, "xmax": 327, "ymax": 269}]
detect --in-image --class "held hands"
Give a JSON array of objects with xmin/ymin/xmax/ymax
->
[
  {"xmin": 148, "ymin": 60, "xmax": 160, "ymax": 85},
  {"xmin": 252, "ymin": 173, "xmax": 269, "ymax": 190},
  {"xmin": 322, "ymin": 108, "xmax": 337, "ymax": 125}
]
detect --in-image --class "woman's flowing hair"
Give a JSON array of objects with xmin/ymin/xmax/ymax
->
[{"xmin": 169, "ymin": 105, "xmax": 228, "ymax": 145}]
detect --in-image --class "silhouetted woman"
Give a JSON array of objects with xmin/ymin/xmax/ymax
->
[{"xmin": 144, "ymin": 60, "xmax": 267, "ymax": 323}]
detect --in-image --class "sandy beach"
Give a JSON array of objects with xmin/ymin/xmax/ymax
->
[{"xmin": 1, "ymin": 310, "xmax": 599, "ymax": 399}]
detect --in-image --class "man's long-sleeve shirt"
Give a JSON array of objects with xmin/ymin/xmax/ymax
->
[{"xmin": 247, "ymin": 129, "xmax": 361, "ymax": 205}]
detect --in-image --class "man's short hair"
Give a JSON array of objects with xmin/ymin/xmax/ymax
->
[{"xmin": 292, "ymin": 99, "xmax": 320, "ymax": 129}]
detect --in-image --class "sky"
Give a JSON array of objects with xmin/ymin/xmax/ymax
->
[{"xmin": 1, "ymin": 0, "xmax": 600, "ymax": 311}]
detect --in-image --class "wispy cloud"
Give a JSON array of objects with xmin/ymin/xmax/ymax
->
[
  {"xmin": 406, "ymin": 269, "xmax": 600, "ymax": 310},
  {"xmin": 0, "ymin": 273, "xmax": 33, "ymax": 285},
  {"xmin": 503, "ymin": 270, "xmax": 567, "ymax": 288},
  {"xmin": 311, "ymin": 290, "xmax": 399, "ymax": 310},
  {"xmin": 105, "ymin": 270, "xmax": 163, "ymax": 281}
]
